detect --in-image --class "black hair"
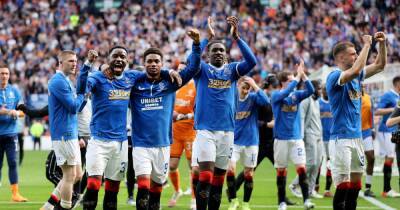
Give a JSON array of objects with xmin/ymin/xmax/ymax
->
[
  {"xmin": 393, "ymin": 76, "xmax": 400, "ymax": 86},
  {"xmin": 108, "ymin": 45, "xmax": 128, "ymax": 55},
  {"xmin": 206, "ymin": 40, "xmax": 225, "ymax": 52},
  {"xmin": 263, "ymin": 74, "xmax": 279, "ymax": 89},
  {"xmin": 143, "ymin": 47, "xmax": 163, "ymax": 62}
]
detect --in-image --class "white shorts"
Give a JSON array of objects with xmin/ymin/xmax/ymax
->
[
  {"xmin": 191, "ymin": 139, "xmax": 199, "ymax": 167},
  {"xmin": 273, "ymin": 139, "xmax": 306, "ymax": 168},
  {"xmin": 192, "ymin": 130, "xmax": 234, "ymax": 170},
  {"xmin": 53, "ymin": 139, "xmax": 81, "ymax": 166},
  {"xmin": 231, "ymin": 145, "xmax": 258, "ymax": 168},
  {"xmin": 86, "ymin": 139, "xmax": 128, "ymax": 181},
  {"xmin": 377, "ymin": 132, "xmax": 396, "ymax": 158},
  {"xmin": 329, "ymin": 138, "xmax": 365, "ymax": 185},
  {"xmin": 132, "ymin": 146, "xmax": 170, "ymax": 184},
  {"xmin": 362, "ymin": 136, "xmax": 374, "ymax": 152}
]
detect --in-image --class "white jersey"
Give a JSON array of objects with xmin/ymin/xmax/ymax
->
[{"xmin": 78, "ymin": 98, "xmax": 91, "ymax": 137}]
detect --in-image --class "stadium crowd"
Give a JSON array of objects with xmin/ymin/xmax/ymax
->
[
  {"xmin": 1, "ymin": 0, "xmax": 400, "ymax": 98},
  {"xmin": 1, "ymin": 1, "xmax": 400, "ymax": 210}
]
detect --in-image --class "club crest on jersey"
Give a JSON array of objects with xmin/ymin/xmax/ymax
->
[
  {"xmin": 108, "ymin": 90, "xmax": 130, "ymax": 100},
  {"xmin": 8, "ymin": 91, "xmax": 15, "ymax": 99},
  {"xmin": 125, "ymin": 77, "xmax": 131, "ymax": 84},
  {"xmin": 158, "ymin": 81, "xmax": 167, "ymax": 92},
  {"xmin": 290, "ymin": 93, "xmax": 297, "ymax": 102},
  {"xmin": 223, "ymin": 65, "xmax": 231, "ymax": 77},
  {"xmin": 348, "ymin": 89, "xmax": 362, "ymax": 100}
]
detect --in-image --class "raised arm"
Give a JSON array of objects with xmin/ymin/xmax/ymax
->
[
  {"xmin": 77, "ymin": 50, "xmax": 98, "ymax": 94},
  {"xmin": 227, "ymin": 16, "xmax": 257, "ymax": 77},
  {"xmin": 365, "ymin": 32, "xmax": 387, "ymax": 79},
  {"xmin": 174, "ymin": 29, "xmax": 201, "ymax": 87},
  {"xmin": 198, "ymin": 16, "xmax": 215, "ymax": 52},
  {"xmin": 271, "ymin": 80, "xmax": 298, "ymax": 103},
  {"xmin": 235, "ymin": 38, "xmax": 257, "ymax": 76},
  {"xmin": 295, "ymin": 79, "xmax": 315, "ymax": 102},
  {"xmin": 50, "ymin": 79, "xmax": 86, "ymax": 114},
  {"xmin": 272, "ymin": 60, "xmax": 304, "ymax": 103},
  {"xmin": 339, "ymin": 35, "xmax": 372, "ymax": 85}
]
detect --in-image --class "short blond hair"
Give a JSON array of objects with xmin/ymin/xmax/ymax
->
[{"xmin": 58, "ymin": 50, "xmax": 76, "ymax": 63}]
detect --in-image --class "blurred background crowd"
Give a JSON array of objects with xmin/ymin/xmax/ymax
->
[{"xmin": 0, "ymin": 0, "xmax": 399, "ymax": 98}]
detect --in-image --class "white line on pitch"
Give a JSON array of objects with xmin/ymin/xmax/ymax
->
[{"xmin": 360, "ymin": 191, "xmax": 397, "ymax": 210}]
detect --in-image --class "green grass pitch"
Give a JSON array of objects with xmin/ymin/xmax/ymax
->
[{"xmin": 0, "ymin": 151, "xmax": 398, "ymax": 209}]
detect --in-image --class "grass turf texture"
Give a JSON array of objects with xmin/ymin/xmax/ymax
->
[{"xmin": 0, "ymin": 151, "xmax": 398, "ymax": 209}]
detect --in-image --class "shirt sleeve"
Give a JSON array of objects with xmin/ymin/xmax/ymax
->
[
  {"xmin": 49, "ymin": 79, "xmax": 85, "ymax": 114},
  {"xmin": 377, "ymin": 94, "xmax": 389, "ymax": 109},
  {"xmin": 293, "ymin": 80, "xmax": 315, "ymax": 102},
  {"xmin": 232, "ymin": 38, "xmax": 257, "ymax": 80},
  {"xmin": 326, "ymin": 70, "xmax": 343, "ymax": 89},
  {"xmin": 253, "ymin": 90, "xmax": 270, "ymax": 106},
  {"xmin": 271, "ymin": 80, "xmax": 298, "ymax": 104},
  {"xmin": 172, "ymin": 44, "xmax": 201, "ymax": 90},
  {"xmin": 86, "ymin": 75, "xmax": 98, "ymax": 93},
  {"xmin": 76, "ymin": 64, "xmax": 91, "ymax": 94}
]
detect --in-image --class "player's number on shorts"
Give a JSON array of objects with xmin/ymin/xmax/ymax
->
[
  {"xmin": 228, "ymin": 147, "xmax": 233, "ymax": 159},
  {"xmin": 297, "ymin": 148, "xmax": 303, "ymax": 156},
  {"xmin": 163, "ymin": 163, "xmax": 168, "ymax": 175},
  {"xmin": 251, "ymin": 154, "xmax": 256, "ymax": 163},
  {"xmin": 359, "ymin": 155, "xmax": 365, "ymax": 167},
  {"xmin": 120, "ymin": 162, "xmax": 127, "ymax": 173}
]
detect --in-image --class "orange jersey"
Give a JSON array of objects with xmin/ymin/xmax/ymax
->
[
  {"xmin": 173, "ymin": 80, "xmax": 196, "ymax": 141},
  {"xmin": 361, "ymin": 93, "xmax": 374, "ymax": 131}
]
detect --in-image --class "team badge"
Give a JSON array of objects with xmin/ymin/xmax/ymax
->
[
  {"xmin": 223, "ymin": 65, "xmax": 231, "ymax": 77},
  {"xmin": 158, "ymin": 81, "xmax": 166, "ymax": 92}
]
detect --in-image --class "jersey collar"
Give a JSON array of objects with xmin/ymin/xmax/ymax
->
[
  {"xmin": 209, "ymin": 63, "xmax": 225, "ymax": 71},
  {"xmin": 390, "ymin": 89, "xmax": 399, "ymax": 97},
  {"xmin": 56, "ymin": 70, "xmax": 67, "ymax": 78},
  {"xmin": 239, "ymin": 93, "xmax": 249, "ymax": 102},
  {"xmin": 0, "ymin": 83, "xmax": 9, "ymax": 90}
]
